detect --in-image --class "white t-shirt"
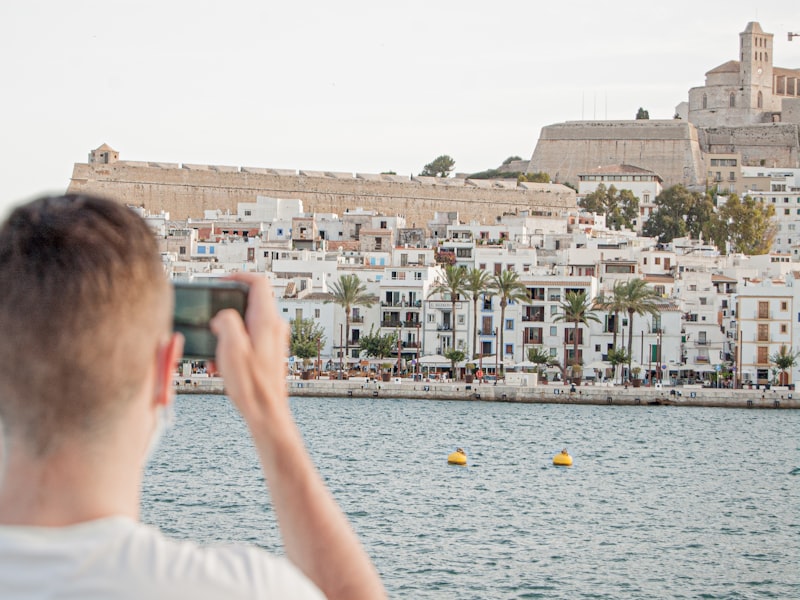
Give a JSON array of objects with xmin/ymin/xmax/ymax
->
[{"xmin": 0, "ymin": 517, "xmax": 326, "ymax": 599}]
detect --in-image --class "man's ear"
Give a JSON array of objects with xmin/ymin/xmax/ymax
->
[{"xmin": 155, "ymin": 333, "xmax": 184, "ymax": 408}]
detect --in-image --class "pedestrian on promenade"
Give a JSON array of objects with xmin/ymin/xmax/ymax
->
[{"xmin": 0, "ymin": 194, "xmax": 386, "ymax": 600}]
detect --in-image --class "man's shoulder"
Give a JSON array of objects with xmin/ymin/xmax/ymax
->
[{"xmin": 0, "ymin": 517, "xmax": 325, "ymax": 599}]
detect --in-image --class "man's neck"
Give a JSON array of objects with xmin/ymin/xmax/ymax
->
[{"xmin": 0, "ymin": 438, "xmax": 142, "ymax": 527}]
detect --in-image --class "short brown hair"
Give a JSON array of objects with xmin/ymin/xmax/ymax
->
[{"xmin": 0, "ymin": 195, "xmax": 171, "ymax": 454}]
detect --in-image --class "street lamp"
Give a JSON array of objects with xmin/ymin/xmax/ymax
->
[{"xmin": 494, "ymin": 327, "xmax": 498, "ymax": 378}]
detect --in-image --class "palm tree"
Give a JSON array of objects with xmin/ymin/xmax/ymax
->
[
  {"xmin": 464, "ymin": 267, "xmax": 494, "ymax": 359},
  {"xmin": 428, "ymin": 264, "xmax": 468, "ymax": 353},
  {"xmin": 596, "ymin": 280, "xmax": 628, "ymax": 348},
  {"xmin": 327, "ymin": 273, "xmax": 375, "ymax": 362},
  {"xmin": 769, "ymin": 345, "xmax": 800, "ymax": 386},
  {"xmin": 554, "ymin": 291, "xmax": 601, "ymax": 381},
  {"xmin": 619, "ymin": 279, "xmax": 660, "ymax": 376},
  {"xmin": 490, "ymin": 269, "xmax": 531, "ymax": 364}
]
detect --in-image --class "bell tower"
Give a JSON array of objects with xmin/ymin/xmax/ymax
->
[{"xmin": 739, "ymin": 22, "xmax": 774, "ymax": 111}]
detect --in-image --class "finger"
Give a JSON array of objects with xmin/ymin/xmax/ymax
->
[{"xmin": 210, "ymin": 308, "xmax": 251, "ymax": 370}]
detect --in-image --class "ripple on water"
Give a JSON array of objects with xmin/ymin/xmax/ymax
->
[{"xmin": 142, "ymin": 395, "xmax": 800, "ymax": 599}]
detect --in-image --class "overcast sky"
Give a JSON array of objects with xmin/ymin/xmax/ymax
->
[{"xmin": 1, "ymin": 1, "xmax": 798, "ymax": 216}]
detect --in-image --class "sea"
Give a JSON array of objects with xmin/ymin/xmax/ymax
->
[{"xmin": 142, "ymin": 395, "xmax": 800, "ymax": 599}]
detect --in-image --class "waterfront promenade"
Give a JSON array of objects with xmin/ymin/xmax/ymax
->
[{"xmin": 175, "ymin": 377, "xmax": 799, "ymax": 409}]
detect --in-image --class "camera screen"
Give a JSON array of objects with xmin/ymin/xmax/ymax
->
[{"xmin": 174, "ymin": 282, "xmax": 248, "ymax": 358}]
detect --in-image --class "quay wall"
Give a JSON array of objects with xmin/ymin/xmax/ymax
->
[
  {"xmin": 68, "ymin": 162, "xmax": 576, "ymax": 226},
  {"xmin": 176, "ymin": 379, "xmax": 799, "ymax": 409}
]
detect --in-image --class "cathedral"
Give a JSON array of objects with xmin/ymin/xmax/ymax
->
[{"xmin": 679, "ymin": 22, "xmax": 800, "ymax": 127}]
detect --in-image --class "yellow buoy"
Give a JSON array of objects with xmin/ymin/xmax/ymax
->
[
  {"xmin": 553, "ymin": 448, "xmax": 573, "ymax": 467},
  {"xmin": 448, "ymin": 448, "xmax": 467, "ymax": 466}
]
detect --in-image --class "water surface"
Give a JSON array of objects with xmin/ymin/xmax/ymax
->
[{"xmin": 143, "ymin": 396, "xmax": 800, "ymax": 599}]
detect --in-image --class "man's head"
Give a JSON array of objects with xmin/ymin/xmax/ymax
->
[{"xmin": 0, "ymin": 195, "xmax": 173, "ymax": 455}]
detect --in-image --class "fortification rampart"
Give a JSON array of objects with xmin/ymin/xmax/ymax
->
[
  {"xmin": 698, "ymin": 123, "xmax": 800, "ymax": 168},
  {"xmin": 68, "ymin": 162, "xmax": 576, "ymax": 225},
  {"xmin": 529, "ymin": 120, "xmax": 706, "ymax": 188},
  {"xmin": 529, "ymin": 119, "xmax": 800, "ymax": 188}
]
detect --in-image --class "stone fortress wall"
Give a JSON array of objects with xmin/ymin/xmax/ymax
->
[
  {"xmin": 68, "ymin": 159, "xmax": 576, "ymax": 225},
  {"xmin": 698, "ymin": 123, "xmax": 800, "ymax": 168},
  {"xmin": 529, "ymin": 120, "xmax": 707, "ymax": 189}
]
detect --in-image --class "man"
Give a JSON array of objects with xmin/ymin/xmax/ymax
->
[{"xmin": 0, "ymin": 195, "xmax": 386, "ymax": 599}]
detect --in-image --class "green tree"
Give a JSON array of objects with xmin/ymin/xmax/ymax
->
[
  {"xmin": 428, "ymin": 264, "xmax": 468, "ymax": 353},
  {"xmin": 606, "ymin": 346, "xmax": 630, "ymax": 384},
  {"xmin": 326, "ymin": 274, "xmax": 375, "ymax": 362},
  {"xmin": 358, "ymin": 325, "xmax": 398, "ymax": 361},
  {"xmin": 643, "ymin": 185, "xmax": 711, "ymax": 243},
  {"xmin": 490, "ymin": 270, "xmax": 531, "ymax": 365},
  {"xmin": 464, "ymin": 267, "xmax": 494, "ymax": 359},
  {"xmin": 502, "ymin": 155, "xmax": 522, "ymax": 165},
  {"xmin": 578, "ymin": 184, "xmax": 639, "ymax": 231},
  {"xmin": 444, "ymin": 348, "xmax": 466, "ymax": 381},
  {"xmin": 554, "ymin": 291, "xmax": 601, "ymax": 381},
  {"xmin": 518, "ymin": 171, "xmax": 550, "ymax": 183},
  {"xmin": 527, "ymin": 346, "xmax": 558, "ymax": 377},
  {"xmin": 420, "ymin": 155, "xmax": 455, "ymax": 177},
  {"xmin": 769, "ymin": 345, "xmax": 800, "ymax": 385},
  {"xmin": 636, "ymin": 107, "xmax": 650, "ymax": 119},
  {"xmin": 290, "ymin": 318, "xmax": 326, "ymax": 372},
  {"xmin": 619, "ymin": 279, "xmax": 660, "ymax": 375},
  {"xmin": 717, "ymin": 194, "xmax": 776, "ymax": 255}
]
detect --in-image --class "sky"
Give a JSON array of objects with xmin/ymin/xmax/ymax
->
[{"xmin": 1, "ymin": 1, "xmax": 799, "ymax": 217}]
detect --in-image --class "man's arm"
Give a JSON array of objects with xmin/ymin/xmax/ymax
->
[{"xmin": 210, "ymin": 274, "xmax": 386, "ymax": 600}]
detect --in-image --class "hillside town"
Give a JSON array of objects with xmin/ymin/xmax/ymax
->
[
  {"xmin": 139, "ymin": 167, "xmax": 800, "ymax": 389},
  {"xmin": 80, "ymin": 21, "xmax": 800, "ymax": 388}
]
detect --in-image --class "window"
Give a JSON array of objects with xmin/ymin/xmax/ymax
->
[
  {"xmin": 757, "ymin": 323, "xmax": 769, "ymax": 341},
  {"xmin": 549, "ymin": 348, "xmax": 557, "ymax": 357},
  {"xmin": 758, "ymin": 301, "xmax": 769, "ymax": 319},
  {"xmin": 757, "ymin": 346, "xmax": 769, "ymax": 364},
  {"xmin": 550, "ymin": 326, "xmax": 557, "ymax": 336},
  {"xmin": 729, "ymin": 93, "xmax": 736, "ymax": 108},
  {"xmin": 414, "ymin": 272, "xmax": 422, "ymax": 280},
  {"xmin": 702, "ymin": 93, "xmax": 707, "ymax": 109},
  {"xmin": 244, "ymin": 210, "xmax": 252, "ymax": 216},
  {"xmin": 505, "ymin": 319, "xmax": 514, "ymax": 331},
  {"xmin": 757, "ymin": 91, "xmax": 763, "ymax": 108},
  {"xmin": 550, "ymin": 305, "xmax": 559, "ymax": 315},
  {"xmin": 780, "ymin": 324, "xmax": 788, "ymax": 334},
  {"xmin": 179, "ymin": 246, "xmax": 186, "ymax": 255},
  {"xmin": 781, "ymin": 301, "xmax": 788, "ymax": 311},
  {"xmin": 505, "ymin": 344, "xmax": 513, "ymax": 356}
]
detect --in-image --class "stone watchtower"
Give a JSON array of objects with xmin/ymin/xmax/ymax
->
[{"xmin": 88, "ymin": 143, "xmax": 119, "ymax": 164}]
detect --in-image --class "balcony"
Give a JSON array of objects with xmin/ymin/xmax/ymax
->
[
  {"xmin": 381, "ymin": 320, "xmax": 402, "ymax": 328},
  {"xmin": 437, "ymin": 324, "xmax": 453, "ymax": 331},
  {"xmin": 351, "ymin": 316, "xmax": 365, "ymax": 323},
  {"xmin": 402, "ymin": 341, "xmax": 420, "ymax": 349},
  {"xmin": 381, "ymin": 300, "xmax": 422, "ymax": 308},
  {"xmin": 695, "ymin": 339, "xmax": 709, "ymax": 346}
]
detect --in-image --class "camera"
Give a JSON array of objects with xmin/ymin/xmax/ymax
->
[{"xmin": 173, "ymin": 280, "xmax": 249, "ymax": 359}]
